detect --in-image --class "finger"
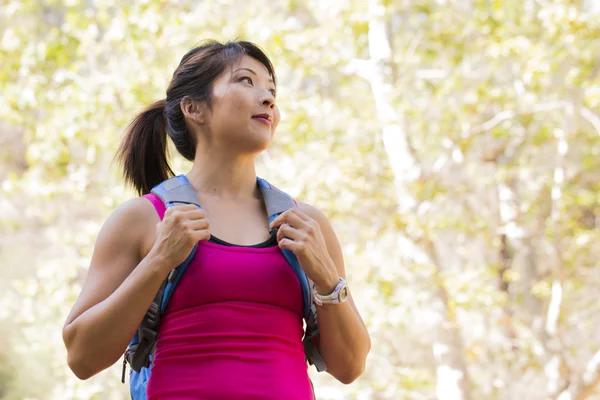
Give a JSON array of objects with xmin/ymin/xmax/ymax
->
[
  {"xmin": 186, "ymin": 219, "xmax": 210, "ymax": 231},
  {"xmin": 168, "ymin": 208, "xmax": 203, "ymax": 224},
  {"xmin": 181, "ymin": 208, "xmax": 206, "ymax": 220},
  {"xmin": 276, "ymin": 223, "xmax": 304, "ymax": 242},
  {"xmin": 164, "ymin": 205, "xmax": 196, "ymax": 220},
  {"xmin": 289, "ymin": 207, "xmax": 311, "ymax": 221},
  {"xmin": 278, "ymin": 238, "xmax": 301, "ymax": 252},
  {"xmin": 283, "ymin": 211, "xmax": 310, "ymax": 230},
  {"xmin": 192, "ymin": 229, "xmax": 211, "ymax": 242},
  {"xmin": 269, "ymin": 213, "xmax": 283, "ymax": 228},
  {"xmin": 165, "ymin": 204, "xmax": 197, "ymax": 213},
  {"xmin": 270, "ymin": 209, "xmax": 295, "ymax": 228},
  {"xmin": 271, "ymin": 210, "xmax": 308, "ymax": 230}
]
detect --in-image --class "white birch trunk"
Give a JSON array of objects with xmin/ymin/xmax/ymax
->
[{"xmin": 366, "ymin": 1, "xmax": 472, "ymax": 398}]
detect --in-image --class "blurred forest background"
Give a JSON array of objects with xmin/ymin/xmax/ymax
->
[{"xmin": 1, "ymin": 0, "xmax": 599, "ymax": 399}]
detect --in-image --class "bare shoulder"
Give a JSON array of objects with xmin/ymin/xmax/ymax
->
[
  {"xmin": 102, "ymin": 196, "xmax": 159, "ymax": 259},
  {"xmin": 296, "ymin": 201, "xmax": 330, "ymax": 226},
  {"xmin": 110, "ymin": 196, "xmax": 157, "ymax": 221},
  {"xmin": 62, "ymin": 196, "xmax": 159, "ymax": 328}
]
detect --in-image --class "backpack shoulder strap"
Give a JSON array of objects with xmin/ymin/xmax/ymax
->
[
  {"xmin": 124, "ymin": 175, "xmax": 200, "ymax": 376},
  {"xmin": 256, "ymin": 177, "xmax": 327, "ymax": 372},
  {"xmin": 257, "ymin": 178, "xmax": 311, "ymax": 316},
  {"xmin": 151, "ymin": 174, "xmax": 202, "ymax": 208},
  {"xmin": 256, "ymin": 177, "xmax": 296, "ymax": 221},
  {"xmin": 151, "ymin": 175, "xmax": 200, "ymax": 307}
]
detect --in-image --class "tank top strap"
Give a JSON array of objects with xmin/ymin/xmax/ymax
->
[{"xmin": 143, "ymin": 193, "xmax": 167, "ymax": 221}]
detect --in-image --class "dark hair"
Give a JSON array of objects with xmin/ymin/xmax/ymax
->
[{"xmin": 116, "ymin": 40, "xmax": 276, "ymax": 195}]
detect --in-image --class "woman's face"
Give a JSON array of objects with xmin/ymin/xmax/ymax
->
[{"xmin": 205, "ymin": 55, "xmax": 280, "ymax": 153}]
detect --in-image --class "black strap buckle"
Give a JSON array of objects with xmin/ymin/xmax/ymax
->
[
  {"xmin": 145, "ymin": 302, "xmax": 160, "ymax": 326},
  {"xmin": 139, "ymin": 326, "xmax": 158, "ymax": 345},
  {"xmin": 129, "ymin": 327, "xmax": 158, "ymax": 372}
]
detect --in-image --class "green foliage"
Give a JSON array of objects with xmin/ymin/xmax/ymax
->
[{"xmin": 1, "ymin": 0, "xmax": 599, "ymax": 399}]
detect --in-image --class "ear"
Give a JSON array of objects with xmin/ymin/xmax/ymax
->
[{"xmin": 180, "ymin": 96, "xmax": 206, "ymax": 124}]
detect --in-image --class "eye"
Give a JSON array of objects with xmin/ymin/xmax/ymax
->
[
  {"xmin": 270, "ymin": 89, "xmax": 277, "ymax": 97},
  {"xmin": 240, "ymin": 76, "xmax": 253, "ymax": 85}
]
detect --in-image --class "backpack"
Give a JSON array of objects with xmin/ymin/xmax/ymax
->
[{"xmin": 120, "ymin": 174, "xmax": 326, "ymax": 400}]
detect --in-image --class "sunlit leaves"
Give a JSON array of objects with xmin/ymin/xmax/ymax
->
[{"xmin": 0, "ymin": 0, "xmax": 599, "ymax": 399}]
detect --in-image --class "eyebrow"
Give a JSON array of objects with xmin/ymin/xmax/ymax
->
[{"xmin": 233, "ymin": 67, "xmax": 275, "ymax": 84}]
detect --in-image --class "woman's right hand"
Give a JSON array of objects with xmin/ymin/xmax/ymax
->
[{"xmin": 150, "ymin": 204, "xmax": 210, "ymax": 272}]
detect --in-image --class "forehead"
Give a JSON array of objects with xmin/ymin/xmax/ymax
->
[
  {"xmin": 230, "ymin": 55, "xmax": 274, "ymax": 80},
  {"xmin": 211, "ymin": 54, "xmax": 275, "ymax": 97}
]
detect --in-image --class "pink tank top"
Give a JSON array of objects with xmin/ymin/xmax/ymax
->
[{"xmin": 142, "ymin": 194, "xmax": 314, "ymax": 400}]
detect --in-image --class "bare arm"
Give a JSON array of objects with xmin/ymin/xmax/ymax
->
[
  {"xmin": 301, "ymin": 203, "xmax": 371, "ymax": 384},
  {"xmin": 62, "ymin": 198, "xmax": 169, "ymax": 379}
]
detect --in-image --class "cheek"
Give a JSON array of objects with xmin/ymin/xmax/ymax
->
[
  {"xmin": 272, "ymin": 107, "xmax": 281, "ymax": 130},
  {"xmin": 212, "ymin": 88, "xmax": 245, "ymax": 121}
]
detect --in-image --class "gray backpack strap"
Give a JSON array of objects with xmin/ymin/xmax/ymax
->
[
  {"xmin": 258, "ymin": 178, "xmax": 326, "ymax": 373},
  {"xmin": 256, "ymin": 178, "xmax": 296, "ymax": 221},
  {"xmin": 123, "ymin": 175, "xmax": 201, "ymax": 381},
  {"xmin": 151, "ymin": 175, "xmax": 201, "ymax": 208}
]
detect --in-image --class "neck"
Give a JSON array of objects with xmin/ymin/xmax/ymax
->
[{"xmin": 186, "ymin": 147, "xmax": 259, "ymax": 200}]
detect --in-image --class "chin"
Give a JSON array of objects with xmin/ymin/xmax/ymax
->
[
  {"xmin": 233, "ymin": 139, "xmax": 271, "ymax": 155},
  {"xmin": 243, "ymin": 131, "xmax": 274, "ymax": 152},
  {"xmin": 253, "ymin": 138, "xmax": 273, "ymax": 153}
]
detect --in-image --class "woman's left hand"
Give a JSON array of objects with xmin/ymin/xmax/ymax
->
[{"xmin": 270, "ymin": 208, "xmax": 339, "ymax": 294}]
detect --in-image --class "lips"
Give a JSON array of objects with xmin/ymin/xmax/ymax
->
[{"xmin": 252, "ymin": 113, "xmax": 272, "ymax": 125}]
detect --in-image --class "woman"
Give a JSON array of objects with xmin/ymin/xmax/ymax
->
[{"xmin": 62, "ymin": 40, "xmax": 370, "ymax": 399}]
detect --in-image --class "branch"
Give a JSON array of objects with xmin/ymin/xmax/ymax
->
[
  {"xmin": 580, "ymin": 107, "xmax": 600, "ymax": 137},
  {"xmin": 471, "ymin": 101, "xmax": 568, "ymax": 135},
  {"xmin": 576, "ymin": 350, "xmax": 600, "ymax": 400},
  {"xmin": 471, "ymin": 110, "xmax": 517, "ymax": 134},
  {"xmin": 554, "ymin": 350, "xmax": 600, "ymax": 400},
  {"xmin": 545, "ymin": 103, "xmax": 571, "ymax": 398}
]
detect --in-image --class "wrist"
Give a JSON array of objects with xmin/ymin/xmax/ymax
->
[
  {"xmin": 313, "ymin": 266, "xmax": 340, "ymax": 295},
  {"xmin": 312, "ymin": 276, "xmax": 350, "ymax": 306},
  {"xmin": 145, "ymin": 249, "xmax": 172, "ymax": 278}
]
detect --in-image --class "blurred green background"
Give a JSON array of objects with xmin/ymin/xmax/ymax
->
[{"xmin": 1, "ymin": 0, "xmax": 599, "ymax": 399}]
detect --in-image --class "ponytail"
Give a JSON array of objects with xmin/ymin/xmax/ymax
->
[{"xmin": 116, "ymin": 99, "xmax": 174, "ymax": 195}]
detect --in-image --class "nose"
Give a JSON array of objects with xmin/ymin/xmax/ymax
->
[{"xmin": 260, "ymin": 90, "xmax": 275, "ymax": 109}]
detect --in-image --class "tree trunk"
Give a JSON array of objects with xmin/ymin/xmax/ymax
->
[
  {"xmin": 549, "ymin": 96, "xmax": 600, "ymax": 400},
  {"xmin": 366, "ymin": 1, "xmax": 472, "ymax": 398}
]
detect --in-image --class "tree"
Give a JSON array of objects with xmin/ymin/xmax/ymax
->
[{"xmin": 0, "ymin": 0, "xmax": 599, "ymax": 399}]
